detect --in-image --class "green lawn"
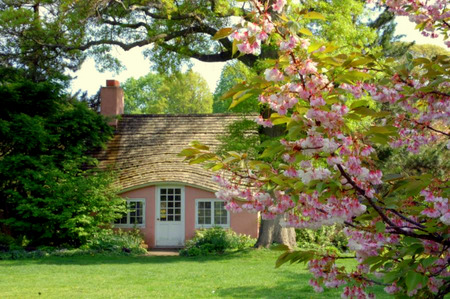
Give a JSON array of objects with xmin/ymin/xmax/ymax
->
[{"xmin": 0, "ymin": 249, "xmax": 388, "ymax": 298}]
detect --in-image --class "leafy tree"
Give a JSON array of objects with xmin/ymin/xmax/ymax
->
[
  {"xmin": 368, "ymin": 8, "xmax": 413, "ymax": 57},
  {"xmin": 0, "ymin": 0, "xmax": 383, "ymax": 80},
  {"xmin": 122, "ymin": 70, "xmax": 213, "ymax": 114},
  {"xmin": 213, "ymin": 61, "xmax": 259, "ymax": 113},
  {"xmin": 0, "ymin": 68, "xmax": 124, "ymax": 247},
  {"xmin": 409, "ymin": 43, "xmax": 450, "ymax": 59}
]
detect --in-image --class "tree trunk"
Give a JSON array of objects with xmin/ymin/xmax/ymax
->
[
  {"xmin": 254, "ymin": 215, "xmax": 297, "ymax": 249},
  {"xmin": 253, "ymin": 120, "xmax": 297, "ymax": 249}
]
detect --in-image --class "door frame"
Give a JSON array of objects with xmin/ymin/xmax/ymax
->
[{"xmin": 155, "ymin": 185, "xmax": 185, "ymax": 247}]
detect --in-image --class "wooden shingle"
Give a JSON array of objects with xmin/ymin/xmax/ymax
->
[{"xmin": 95, "ymin": 114, "xmax": 255, "ymax": 192}]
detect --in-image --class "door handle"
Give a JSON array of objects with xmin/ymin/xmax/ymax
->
[{"xmin": 157, "ymin": 218, "xmax": 160, "ymax": 221}]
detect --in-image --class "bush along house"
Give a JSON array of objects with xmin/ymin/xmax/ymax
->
[{"xmin": 96, "ymin": 80, "xmax": 259, "ymax": 248}]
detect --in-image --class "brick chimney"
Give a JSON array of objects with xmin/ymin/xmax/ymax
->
[{"xmin": 100, "ymin": 80, "xmax": 124, "ymax": 127}]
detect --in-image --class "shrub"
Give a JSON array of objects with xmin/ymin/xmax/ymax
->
[
  {"xmin": 0, "ymin": 233, "xmax": 15, "ymax": 252},
  {"xmin": 180, "ymin": 227, "xmax": 255, "ymax": 257},
  {"xmin": 296, "ymin": 225, "xmax": 348, "ymax": 253},
  {"xmin": 0, "ymin": 72, "xmax": 125, "ymax": 247},
  {"xmin": 82, "ymin": 229, "xmax": 147, "ymax": 254}
]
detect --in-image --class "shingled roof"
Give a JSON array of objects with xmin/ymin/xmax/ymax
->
[{"xmin": 95, "ymin": 114, "xmax": 255, "ymax": 192}]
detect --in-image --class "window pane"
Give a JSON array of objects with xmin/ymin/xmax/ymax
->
[
  {"xmin": 161, "ymin": 189, "xmax": 167, "ymax": 194},
  {"xmin": 168, "ymin": 189, "xmax": 174, "ymax": 194},
  {"xmin": 114, "ymin": 213, "xmax": 127, "ymax": 224},
  {"xmin": 197, "ymin": 201, "xmax": 212, "ymax": 225},
  {"xmin": 175, "ymin": 189, "xmax": 181, "ymax": 195},
  {"xmin": 214, "ymin": 201, "xmax": 228, "ymax": 225},
  {"xmin": 175, "ymin": 215, "xmax": 181, "ymax": 221}
]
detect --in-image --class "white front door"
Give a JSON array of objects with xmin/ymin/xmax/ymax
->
[{"xmin": 155, "ymin": 186, "xmax": 185, "ymax": 247}]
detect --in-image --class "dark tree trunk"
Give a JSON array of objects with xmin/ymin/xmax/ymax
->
[
  {"xmin": 254, "ymin": 124, "xmax": 297, "ymax": 249},
  {"xmin": 255, "ymin": 215, "xmax": 296, "ymax": 248}
]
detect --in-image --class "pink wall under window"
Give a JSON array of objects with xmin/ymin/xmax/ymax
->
[{"xmin": 119, "ymin": 184, "xmax": 258, "ymax": 248}]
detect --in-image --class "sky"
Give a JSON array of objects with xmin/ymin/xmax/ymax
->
[{"xmin": 70, "ymin": 16, "xmax": 447, "ymax": 96}]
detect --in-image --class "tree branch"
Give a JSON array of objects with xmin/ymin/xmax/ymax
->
[{"xmin": 336, "ymin": 164, "xmax": 448, "ymax": 245}]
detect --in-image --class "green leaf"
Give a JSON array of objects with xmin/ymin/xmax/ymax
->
[
  {"xmin": 189, "ymin": 153, "xmax": 216, "ymax": 164},
  {"xmin": 211, "ymin": 163, "xmax": 224, "ymax": 171},
  {"xmin": 353, "ymin": 107, "xmax": 378, "ymax": 117},
  {"xmin": 260, "ymin": 144, "xmax": 284, "ymax": 159},
  {"xmin": 303, "ymin": 12, "xmax": 326, "ymax": 20},
  {"xmin": 383, "ymin": 271, "xmax": 401, "ymax": 284},
  {"xmin": 190, "ymin": 141, "xmax": 209, "ymax": 150},
  {"xmin": 178, "ymin": 148, "xmax": 200, "ymax": 157},
  {"xmin": 350, "ymin": 100, "xmax": 369, "ymax": 109},
  {"xmin": 383, "ymin": 174, "xmax": 404, "ymax": 181},
  {"xmin": 336, "ymin": 71, "xmax": 372, "ymax": 83},
  {"xmin": 220, "ymin": 83, "xmax": 247, "ymax": 100},
  {"xmin": 405, "ymin": 271, "xmax": 427, "ymax": 292},
  {"xmin": 375, "ymin": 221, "xmax": 386, "ymax": 233},
  {"xmin": 271, "ymin": 244, "xmax": 290, "ymax": 251},
  {"xmin": 308, "ymin": 42, "xmax": 324, "ymax": 53},
  {"xmin": 349, "ymin": 57, "xmax": 373, "ymax": 67},
  {"xmin": 299, "ymin": 28, "xmax": 313, "ymax": 36},
  {"xmin": 232, "ymin": 39, "xmax": 238, "ymax": 57},
  {"xmin": 229, "ymin": 92, "xmax": 254, "ymax": 109},
  {"xmin": 271, "ymin": 113, "xmax": 291, "ymax": 125},
  {"xmin": 370, "ymin": 133, "xmax": 390, "ymax": 145},
  {"xmin": 275, "ymin": 251, "xmax": 292, "ymax": 268},
  {"xmin": 421, "ymin": 257, "xmax": 438, "ymax": 268},
  {"xmin": 363, "ymin": 256, "xmax": 384, "ymax": 265},
  {"xmin": 270, "ymin": 175, "xmax": 285, "ymax": 186},
  {"xmin": 213, "ymin": 27, "xmax": 233, "ymax": 40}
]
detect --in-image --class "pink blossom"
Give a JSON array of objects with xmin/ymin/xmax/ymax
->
[
  {"xmin": 264, "ymin": 68, "xmax": 284, "ymax": 82},
  {"xmin": 310, "ymin": 97, "xmax": 326, "ymax": 107},
  {"xmin": 421, "ymin": 208, "xmax": 440, "ymax": 218},
  {"xmin": 255, "ymin": 115, "xmax": 273, "ymax": 127},
  {"xmin": 439, "ymin": 212, "xmax": 450, "ymax": 225},
  {"xmin": 225, "ymin": 201, "xmax": 242, "ymax": 213},
  {"xmin": 272, "ymin": 0, "xmax": 286, "ymax": 13},
  {"xmin": 384, "ymin": 282, "xmax": 401, "ymax": 294},
  {"xmin": 300, "ymin": 59, "xmax": 318, "ymax": 75}
]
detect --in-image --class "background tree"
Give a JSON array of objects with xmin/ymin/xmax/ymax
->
[
  {"xmin": 368, "ymin": 8, "xmax": 413, "ymax": 57},
  {"xmin": 0, "ymin": 0, "xmax": 388, "ymax": 80},
  {"xmin": 213, "ymin": 61, "xmax": 259, "ymax": 113},
  {"xmin": 122, "ymin": 70, "xmax": 213, "ymax": 114},
  {"xmin": 0, "ymin": 68, "xmax": 124, "ymax": 247}
]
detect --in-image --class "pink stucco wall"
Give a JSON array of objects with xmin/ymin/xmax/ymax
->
[
  {"xmin": 119, "ymin": 184, "xmax": 258, "ymax": 248},
  {"xmin": 120, "ymin": 186, "xmax": 156, "ymax": 247}
]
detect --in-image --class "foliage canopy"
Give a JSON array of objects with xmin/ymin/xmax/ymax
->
[{"xmin": 0, "ymin": 68, "xmax": 124, "ymax": 246}]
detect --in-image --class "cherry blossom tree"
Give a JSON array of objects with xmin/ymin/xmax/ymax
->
[{"xmin": 181, "ymin": 0, "xmax": 449, "ymax": 297}]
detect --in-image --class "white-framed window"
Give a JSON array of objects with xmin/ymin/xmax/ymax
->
[
  {"xmin": 195, "ymin": 199, "xmax": 230, "ymax": 228},
  {"xmin": 114, "ymin": 198, "xmax": 145, "ymax": 228}
]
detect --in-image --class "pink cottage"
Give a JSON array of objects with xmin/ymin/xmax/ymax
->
[{"xmin": 96, "ymin": 80, "xmax": 259, "ymax": 248}]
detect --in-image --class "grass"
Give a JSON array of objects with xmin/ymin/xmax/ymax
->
[{"xmin": 0, "ymin": 249, "xmax": 389, "ymax": 298}]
